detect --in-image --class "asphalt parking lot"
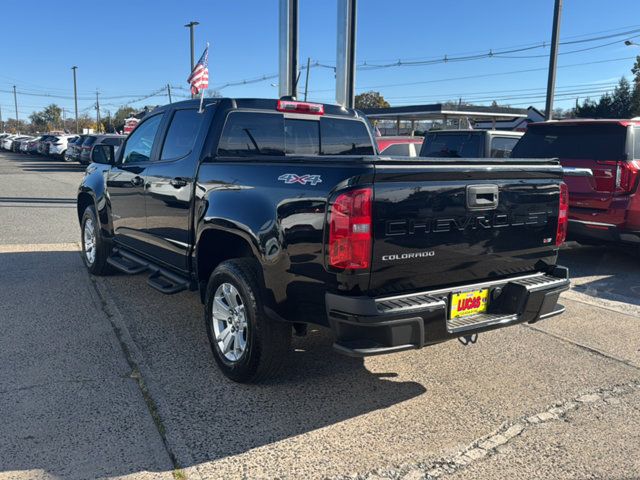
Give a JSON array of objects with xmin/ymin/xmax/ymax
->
[{"xmin": 1, "ymin": 151, "xmax": 639, "ymax": 480}]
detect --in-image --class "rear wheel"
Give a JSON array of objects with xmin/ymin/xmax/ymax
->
[
  {"xmin": 81, "ymin": 206, "xmax": 112, "ymax": 275},
  {"xmin": 204, "ymin": 259, "xmax": 291, "ymax": 383}
]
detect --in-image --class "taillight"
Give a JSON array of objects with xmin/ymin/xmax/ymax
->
[
  {"xmin": 615, "ymin": 160, "xmax": 640, "ymax": 194},
  {"xmin": 328, "ymin": 188, "xmax": 372, "ymax": 270},
  {"xmin": 277, "ymin": 100, "xmax": 324, "ymax": 115},
  {"xmin": 556, "ymin": 182, "xmax": 569, "ymax": 246}
]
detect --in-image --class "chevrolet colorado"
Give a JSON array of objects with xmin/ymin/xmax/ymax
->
[{"xmin": 77, "ymin": 98, "xmax": 570, "ymax": 383}]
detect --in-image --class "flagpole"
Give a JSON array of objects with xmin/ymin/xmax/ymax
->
[
  {"xmin": 198, "ymin": 88, "xmax": 205, "ymax": 113},
  {"xmin": 198, "ymin": 42, "xmax": 210, "ymax": 113}
]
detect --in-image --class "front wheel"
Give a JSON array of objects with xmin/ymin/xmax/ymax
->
[
  {"xmin": 81, "ymin": 206, "xmax": 112, "ymax": 275},
  {"xmin": 204, "ymin": 259, "xmax": 291, "ymax": 383}
]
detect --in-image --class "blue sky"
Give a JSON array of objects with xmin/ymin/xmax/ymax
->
[{"xmin": 1, "ymin": 0, "xmax": 640, "ymax": 121}]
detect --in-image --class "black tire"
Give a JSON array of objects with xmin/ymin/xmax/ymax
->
[
  {"xmin": 204, "ymin": 259, "xmax": 291, "ymax": 383},
  {"xmin": 80, "ymin": 206, "xmax": 112, "ymax": 275}
]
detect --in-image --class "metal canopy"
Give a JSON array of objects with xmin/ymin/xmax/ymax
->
[{"xmin": 362, "ymin": 103, "xmax": 528, "ymax": 121}]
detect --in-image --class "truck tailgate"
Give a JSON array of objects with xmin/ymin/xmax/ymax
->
[{"xmin": 369, "ymin": 158, "xmax": 562, "ymax": 296}]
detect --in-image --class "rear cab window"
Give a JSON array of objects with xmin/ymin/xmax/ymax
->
[
  {"xmin": 511, "ymin": 124, "xmax": 627, "ymax": 160},
  {"xmin": 216, "ymin": 111, "xmax": 374, "ymax": 157},
  {"xmin": 420, "ymin": 132, "xmax": 483, "ymax": 158},
  {"xmin": 490, "ymin": 137, "xmax": 519, "ymax": 158}
]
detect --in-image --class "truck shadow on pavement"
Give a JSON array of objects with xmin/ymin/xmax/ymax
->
[
  {"xmin": 0, "ymin": 250, "xmax": 426, "ymax": 479},
  {"xmin": 98, "ymin": 271, "xmax": 428, "ymax": 474},
  {"xmin": 559, "ymin": 243, "xmax": 640, "ymax": 306}
]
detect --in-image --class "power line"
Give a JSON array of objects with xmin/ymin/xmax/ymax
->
[
  {"xmin": 380, "ymin": 81, "xmax": 620, "ymax": 102},
  {"xmin": 308, "ymin": 56, "xmax": 638, "ymax": 93}
]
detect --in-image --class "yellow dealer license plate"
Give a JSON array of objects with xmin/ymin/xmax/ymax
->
[{"xmin": 450, "ymin": 289, "xmax": 490, "ymax": 319}]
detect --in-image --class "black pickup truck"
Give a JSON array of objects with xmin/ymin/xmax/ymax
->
[{"xmin": 78, "ymin": 98, "xmax": 570, "ymax": 382}]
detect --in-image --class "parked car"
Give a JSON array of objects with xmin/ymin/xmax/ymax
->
[
  {"xmin": 11, "ymin": 136, "xmax": 33, "ymax": 152},
  {"xmin": 77, "ymin": 98, "xmax": 569, "ymax": 382},
  {"xmin": 64, "ymin": 135, "xmax": 87, "ymax": 162},
  {"xmin": 36, "ymin": 135, "xmax": 55, "ymax": 155},
  {"xmin": 2, "ymin": 135, "xmax": 19, "ymax": 150},
  {"xmin": 79, "ymin": 134, "xmax": 124, "ymax": 165},
  {"xmin": 47, "ymin": 134, "xmax": 78, "ymax": 160},
  {"xmin": 420, "ymin": 130, "xmax": 523, "ymax": 158},
  {"xmin": 78, "ymin": 135, "xmax": 98, "ymax": 165},
  {"xmin": 377, "ymin": 136, "xmax": 424, "ymax": 157},
  {"xmin": 511, "ymin": 119, "xmax": 640, "ymax": 248},
  {"xmin": 27, "ymin": 136, "xmax": 46, "ymax": 154},
  {"xmin": 92, "ymin": 134, "xmax": 125, "ymax": 158}
]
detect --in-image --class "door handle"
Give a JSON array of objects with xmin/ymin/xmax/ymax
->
[
  {"xmin": 131, "ymin": 176, "xmax": 144, "ymax": 186},
  {"xmin": 466, "ymin": 184, "xmax": 499, "ymax": 210},
  {"xmin": 170, "ymin": 177, "xmax": 188, "ymax": 188}
]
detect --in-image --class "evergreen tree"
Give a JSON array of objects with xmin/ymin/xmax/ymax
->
[
  {"xmin": 611, "ymin": 77, "xmax": 632, "ymax": 118},
  {"xmin": 631, "ymin": 56, "xmax": 640, "ymax": 117}
]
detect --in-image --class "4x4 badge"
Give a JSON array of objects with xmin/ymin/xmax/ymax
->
[{"xmin": 278, "ymin": 173, "xmax": 322, "ymax": 186}]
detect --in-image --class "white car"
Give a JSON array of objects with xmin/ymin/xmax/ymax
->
[
  {"xmin": 48, "ymin": 134, "xmax": 79, "ymax": 159},
  {"xmin": 2, "ymin": 135, "xmax": 19, "ymax": 150},
  {"xmin": 20, "ymin": 138, "xmax": 34, "ymax": 153}
]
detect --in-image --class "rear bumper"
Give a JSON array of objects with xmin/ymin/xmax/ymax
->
[
  {"xmin": 568, "ymin": 219, "xmax": 640, "ymax": 245},
  {"xmin": 326, "ymin": 267, "xmax": 570, "ymax": 357}
]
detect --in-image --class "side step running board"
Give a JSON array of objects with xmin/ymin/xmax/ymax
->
[
  {"xmin": 107, "ymin": 248, "xmax": 191, "ymax": 295},
  {"xmin": 147, "ymin": 270, "xmax": 190, "ymax": 295},
  {"xmin": 107, "ymin": 251, "xmax": 147, "ymax": 274}
]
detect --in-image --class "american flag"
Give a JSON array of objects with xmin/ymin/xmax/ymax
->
[{"xmin": 187, "ymin": 45, "xmax": 209, "ymax": 95}]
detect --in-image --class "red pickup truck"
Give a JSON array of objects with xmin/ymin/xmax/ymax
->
[{"xmin": 512, "ymin": 119, "xmax": 640, "ymax": 249}]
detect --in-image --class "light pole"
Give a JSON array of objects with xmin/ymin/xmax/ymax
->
[
  {"xmin": 13, "ymin": 85, "xmax": 18, "ymax": 131},
  {"xmin": 184, "ymin": 21, "xmax": 200, "ymax": 98},
  {"xmin": 72, "ymin": 66, "xmax": 79, "ymax": 134},
  {"xmin": 544, "ymin": 0, "xmax": 563, "ymax": 121},
  {"xmin": 95, "ymin": 91, "xmax": 101, "ymax": 133}
]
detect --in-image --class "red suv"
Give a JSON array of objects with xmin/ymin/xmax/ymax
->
[{"xmin": 512, "ymin": 120, "xmax": 640, "ymax": 247}]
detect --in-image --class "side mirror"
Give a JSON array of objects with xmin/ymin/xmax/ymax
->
[{"xmin": 91, "ymin": 144, "xmax": 115, "ymax": 165}]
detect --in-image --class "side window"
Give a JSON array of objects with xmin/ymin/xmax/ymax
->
[
  {"xmin": 320, "ymin": 118, "xmax": 375, "ymax": 155},
  {"xmin": 217, "ymin": 112, "xmax": 284, "ymax": 157},
  {"xmin": 490, "ymin": 137, "xmax": 519, "ymax": 158},
  {"xmin": 160, "ymin": 109, "xmax": 202, "ymax": 160},
  {"xmin": 121, "ymin": 114, "xmax": 163, "ymax": 164}
]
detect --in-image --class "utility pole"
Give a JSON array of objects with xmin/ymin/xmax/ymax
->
[
  {"xmin": 167, "ymin": 83, "xmax": 173, "ymax": 103},
  {"xmin": 336, "ymin": 0, "xmax": 357, "ymax": 108},
  {"xmin": 0, "ymin": 105, "xmax": 3, "ymax": 132},
  {"xmin": 278, "ymin": 0, "xmax": 299, "ymax": 99},
  {"xmin": 13, "ymin": 85, "xmax": 19, "ymax": 131},
  {"xmin": 184, "ymin": 21, "xmax": 199, "ymax": 97},
  {"xmin": 545, "ymin": 0, "xmax": 563, "ymax": 121},
  {"xmin": 62, "ymin": 107, "xmax": 66, "ymax": 131},
  {"xmin": 95, "ymin": 90, "xmax": 101, "ymax": 133},
  {"xmin": 303, "ymin": 57, "xmax": 311, "ymax": 101},
  {"xmin": 72, "ymin": 66, "xmax": 79, "ymax": 134}
]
